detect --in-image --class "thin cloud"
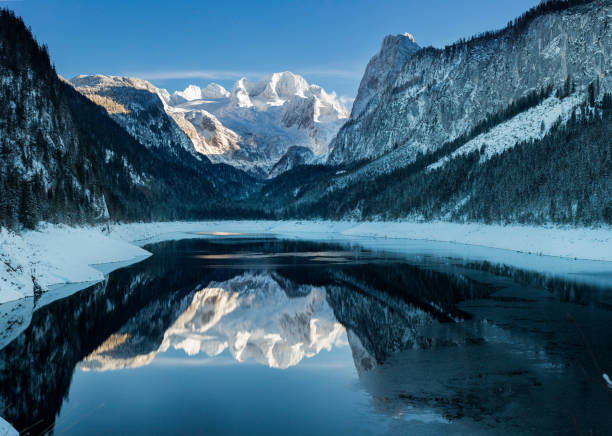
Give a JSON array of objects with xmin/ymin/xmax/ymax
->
[
  {"xmin": 129, "ymin": 67, "xmax": 361, "ymax": 82},
  {"xmin": 132, "ymin": 70, "xmax": 267, "ymax": 81},
  {"xmin": 339, "ymin": 96, "xmax": 355, "ymax": 105}
]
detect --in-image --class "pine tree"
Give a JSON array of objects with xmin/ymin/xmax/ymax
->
[
  {"xmin": 19, "ymin": 180, "xmax": 38, "ymax": 229},
  {"xmin": 588, "ymin": 82, "xmax": 596, "ymax": 107}
]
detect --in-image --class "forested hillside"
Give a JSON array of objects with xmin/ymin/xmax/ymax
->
[
  {"xmin": 0, "ymin": 9, "xmax": 263, "ymax": 231},
  {"xmin": 271, "ymin": 95, "xmax": 611, "ymax": 224},
  {"xmin": 1, "ymin": 0, "xmax": 610, "ymax": 231}
]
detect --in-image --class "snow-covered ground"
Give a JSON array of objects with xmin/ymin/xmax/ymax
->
[
  {"xmin": 0, "ymin": 417, "xmax": 17, "ymax": 436},
  {"xmin": 428, "ymin": 94, "xmax": 582, "ymax": 171},
  {"xmin": 0, "ymin": 224, "xmax": 150, "ymax": 304}
]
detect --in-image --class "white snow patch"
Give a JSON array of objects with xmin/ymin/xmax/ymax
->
[
  {"xmin": 0, "ymin": 417, "xmax": 17, "ymax": 436},
  {"xmin": 604, "ymin": 373, "xmax": 612, "ymax": 389}
]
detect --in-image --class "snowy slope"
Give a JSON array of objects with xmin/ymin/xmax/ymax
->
[
  {"xmin": 71, "ymin": 72, "xmax": 348, "ymax": 177},
  {"xmin": 0, "ymin": 225, "xmax": 150, "ymax": 304},
  {"xmin": 164, "ymin": 72, "xmax": 349, "ymax": 176},
  {"xmin": 0, "ymin": 417, "xmax": 16, "ymax": 436},
  {"xmin": 70, "ymin": 75, "xmax": 199, "ymax": 158},
  {"xmin": 428, "ymin": 93, "xmax": 584, "ymax": 170}
]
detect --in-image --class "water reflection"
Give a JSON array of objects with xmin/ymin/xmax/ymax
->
[
  {"xmin": 0, "ymin": 237, "xmax": 610, "ymax": 435},
  {"xmin": 80, "ymin": 272, "xmax": 346, "ymax": 371}
]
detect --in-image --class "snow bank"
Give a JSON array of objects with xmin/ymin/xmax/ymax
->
[
  {"xmin": 0, "ymin": 224, "xmax": 150, "ymax": 304},
  {"xmin": 0, "ymin": 417, "xmax": 17, "ymax": 436},
  {"xmin": 340, "ymin": 221, "xmax": 612, "ymax": 262},
  {"xmin": 110, "ymin": 220, "xmax": 612, "ymax": 263}
]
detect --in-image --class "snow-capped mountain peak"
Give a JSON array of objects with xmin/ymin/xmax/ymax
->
[
  {"xmin": 228, "ymin": 72, "xmax": 310, "ymax": 109},
  {"xmin": 170, "ymin": 83, "xmax": 230, "ymax": 105},
  {"xmin": 202, "ymin": 82, "xmax": 230, "ymax": 99},
  {"xmin": 230, "ymin": 77, "xmax": 254, "ymax": 108},
  {"xmin": 72, "ymin": 70, "xmax": 349, "ymax": 178},
  {"xmin": 166, "ymin": 71, "xmax": 349, "ymax": 176}
]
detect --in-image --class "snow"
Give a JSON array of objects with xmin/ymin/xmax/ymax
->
[
  {"xmin": 0, "ymin": 224, "xmax": 150, "ymax": 304},
  {"xmin": 0, "ymin": 417, "xmax": 16, "ymax": 436},
  {"xmin": 428, "ymin": 94, "xmax": 583, "ymax": 171},
  {"xmin": 604, "ymin": 373, "xmax": 612, "ymax": 389},
  {"xmin": 162, "ymin": 72, "xmax": 349, "ymax": 174}
]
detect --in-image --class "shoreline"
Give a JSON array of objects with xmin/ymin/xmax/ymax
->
[{"xmin": 2, "ymin": 220, "xmax": 612, "ymax": 306}]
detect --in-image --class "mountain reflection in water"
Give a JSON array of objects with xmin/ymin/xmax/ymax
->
[
  {"xmin": 80, "ymin": 272, "xmax": 346, "ymax": 371},
  {"xmin": 0, "ymin": 237, "xmax": 611, "ymax": 435}
]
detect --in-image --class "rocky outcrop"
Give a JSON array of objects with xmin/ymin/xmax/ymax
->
[
  {"xmin": 70, "ymin": 75, "xmax": 199, "ymax": 158},
  {"xmin": 350, "ymin": 33, "xmax": 419, "ymax": 119},
  {"xmin": 268, "ymin": 146, "xmax": 315, "ymax": 178}
]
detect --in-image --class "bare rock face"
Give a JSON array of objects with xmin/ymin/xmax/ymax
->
[
  {"xmin": 350, "ymin": 33, "xmax": 420, "ymax": 119},
  {"xmin": 328, "ymin": 0, "xmax": 612, "ymax": 168}
]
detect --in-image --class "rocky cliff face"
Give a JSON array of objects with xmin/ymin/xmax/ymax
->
[
  {"xmin": 328, "ymin": 0, "xmax": 611, "ymax": 167},
  {"xmin": 350, "ymin": 33, "xmax": 419, "ymax": 119},
  {"xmin": 268, "ymin": 146, "xmax": 315, "ymax": 179}
]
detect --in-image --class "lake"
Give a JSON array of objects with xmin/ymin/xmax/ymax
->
[{"xmin": 1, "ymin": 235, "xmax": 611, "ymax": 435}]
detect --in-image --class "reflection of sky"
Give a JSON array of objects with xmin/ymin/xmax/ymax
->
[{"xmin": 59, "ymin": 345, "xmax": 397, "ymax": 436}]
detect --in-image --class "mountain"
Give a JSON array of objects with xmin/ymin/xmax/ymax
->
[
  {"xmin": 259, "ymin": 0, "xmax": 611, "ymax": 225},
  {"xmin": 163, "ymin": 72, "xmax": 349, "ymax": 177},
  {"xmin": 72, "ymin": 72, "xmax": 349, "ymax": 178},
  {"xmin": 350, "ymin": 33, "xmax": 419, "ymax": 119},
  {"xmin": 69, "ymin": 75, "xmax": 199, "ymax": 158},
  {"xmin": 268, "ymin": 146, "xmax": 314, "ymax": 179},
  {"xmin": 0, "ymin": 9, "xmax": 262, "ymax": 232},
  {"xmin": 329, "ymin": 0, "xmax": 610, "ymax": 166},
  {"xmin": 170, "ymin": 83, "xmax": 231, "ymax": 104}
]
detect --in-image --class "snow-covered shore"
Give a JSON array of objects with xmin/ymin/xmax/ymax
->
[
  {"xmin": 2, "ymin": 220, "xmax": 612, "ymax": 305},
  {"xmin": 0, "ymin": 224, "xmax": 150, "ymax": 304}
]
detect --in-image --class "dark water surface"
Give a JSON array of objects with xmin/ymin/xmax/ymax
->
[{"xmin": 1, "ymin": 236, "xmax": 611, "ymax": 435}]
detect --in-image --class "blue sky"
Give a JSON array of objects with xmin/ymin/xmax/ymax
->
[{"xmin": 5, "ymin": 0, "xmax": 539, "ymax": 100}]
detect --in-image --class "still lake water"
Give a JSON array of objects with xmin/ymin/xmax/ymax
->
[{"xmin": 1, "ymin": 235, "xmax": 612, "ymax": 435}]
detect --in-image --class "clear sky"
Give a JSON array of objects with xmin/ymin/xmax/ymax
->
[{"xmin": 5, "ymin": 0, "xmax": 539, "ymax": 101}]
